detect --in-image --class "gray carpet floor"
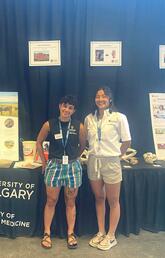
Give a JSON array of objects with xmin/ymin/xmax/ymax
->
[{"xmin": 0, "ymin": 230, "xmax": 165, "ymax": 258}]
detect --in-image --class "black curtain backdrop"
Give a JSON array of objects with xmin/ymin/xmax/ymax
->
[{"xmin": 0, "ymin": 0, "xmax": 165, "ymax": 156}]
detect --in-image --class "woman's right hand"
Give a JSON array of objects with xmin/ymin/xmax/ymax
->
[{"xmin": 42, "ymin": 162, "xmax": 46, "ymax": 174}]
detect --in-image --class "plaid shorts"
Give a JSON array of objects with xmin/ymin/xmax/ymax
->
[{"xmin": 44, "ymin": 159, "xmax": 82, "ymax": 188}]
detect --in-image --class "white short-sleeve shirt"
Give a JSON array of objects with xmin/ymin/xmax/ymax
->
[{"xmin": 84, "ymin": 109, "xmax": 131, "ymax": 157}]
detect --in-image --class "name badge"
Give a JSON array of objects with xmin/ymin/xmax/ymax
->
[
  {"xmin": 54, "ymin": 133, "xmax": 62, "ymax": 140},
  {"xmin": 62, "ymin": 155, "xmax": 68, "ymax": 165}
]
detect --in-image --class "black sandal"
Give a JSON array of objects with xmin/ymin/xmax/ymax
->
[
  {"xmin": 41, "ymin": 233, "xmax": 52, "ymax": 249},
  {"xmin": 67, "ymin": 233, "xmax": 78, "ymax": 249}
]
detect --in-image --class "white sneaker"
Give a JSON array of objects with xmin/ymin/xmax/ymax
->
[
  {"xmin": 97, "ymin": 234, "xmax": 117, "ymax": 251},
  {"xmin": 89, "ymin": 232, "xmax": 105, "ymax": 248}
]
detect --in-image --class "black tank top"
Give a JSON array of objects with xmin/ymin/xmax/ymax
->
[{"xmin": 48, "ymin": 118, "xmax": 80, "ymax": 160}]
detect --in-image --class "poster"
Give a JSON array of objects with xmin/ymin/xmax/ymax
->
[
  {"xmin": 29, "ymin": 40, "xmax": 61, "ymax": 66},
  {"xmin": 90, "ymin": 41, "xmax": 122, "ymax": 66},
  {"xmin": 149, "ymin": 93, "xmax": 165, "ymax": 159},
  {"xmin": 159, "ymin": 45, "xmax": 165, "ymax": 69},
  {"xmin": 0, "ymin": 92, "xmax": 19, "ymax": 161}
]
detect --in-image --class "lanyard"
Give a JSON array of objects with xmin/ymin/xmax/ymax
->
[
  {"xmin": 59, "ymin": 120, "xmax": 71, "ymax": 155},
  {"xmin": 97, "ymin": 119, "xmax": 103, "ymax": 142}
]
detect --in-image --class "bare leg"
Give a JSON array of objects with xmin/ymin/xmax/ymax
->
[
  {"xmin": 105, "ymin": 182, "xmax": 121, "ymax": 238},
  {"xmin": 90, "ymin": 180, "xmax": 106, "ymax": 234},
  {"xmin": 64, "ymin": 187, "xmax": 78, "ymax": 235},
  {"xmin": 43, "ymin": 186, "xmax": 61, "ymax": 247}
]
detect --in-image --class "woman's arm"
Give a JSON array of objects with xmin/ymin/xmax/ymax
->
[
  {"xmin": 78, "ymin": 123, "xmax": 87, "ymax": 156},
  {"xmin": 120, "ymin": 140, "xmax": 131, "ymax": 156},
  {"xmin": 36, "ymin": 121, "xmax": 50, "ymax": 172}
]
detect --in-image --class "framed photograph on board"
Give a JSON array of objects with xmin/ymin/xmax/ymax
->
[
  {"xmin": 29, "ymin": 40, "xmax": 61, "ymax": 66},
  {"xmin": 90, "ymin": 41, "xmax": 122, "ymax": 66}
]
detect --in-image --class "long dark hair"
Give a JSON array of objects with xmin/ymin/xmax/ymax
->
[{"xmin": 92, "ymin": 86, "xmax": 115, "ymax": 116}]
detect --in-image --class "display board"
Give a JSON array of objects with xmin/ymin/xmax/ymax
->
[
  {"xmin": 149, "ymin": 93, "xmax": 165, "ymax": 160},
  {"xmin": 0, "ymin": 92, "xmax": 19, "ymax": 161}
]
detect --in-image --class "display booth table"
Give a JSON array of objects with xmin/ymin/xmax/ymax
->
[
  {"xmin": 0, "ymin": 167, "xmax": 43, "ymax": 238},
  {"xmin": 0, "ymin": 161, "xmax": 165, "ymax": 238}
]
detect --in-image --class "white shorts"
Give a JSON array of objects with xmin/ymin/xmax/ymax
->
[{"xmin": 87, "ymin": 155, "xmax": 122, "ymax": 184}]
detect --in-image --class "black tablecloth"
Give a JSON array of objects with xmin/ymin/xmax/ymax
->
[
  {"xmin": 0, "ymin": 167, "xmax": 43, "ymax": 238},
  {"xmin": 119, "ymin": 161, "xmax": 165, "ymax": 235},
  {"xmin": 0, "ymin": 160, "xmax": 165, "ymax": 238}
]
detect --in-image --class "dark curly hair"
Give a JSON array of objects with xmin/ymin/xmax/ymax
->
[{"xmin": 59, "ymin": 95, "xmax": 78, "ymax": 109}]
